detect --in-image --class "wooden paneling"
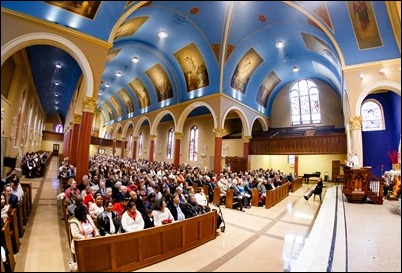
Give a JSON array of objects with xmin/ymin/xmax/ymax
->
[
  {"xmin": 74, "ymin": 211, "xmax": 217, "ymax": 272},
  {"xmin": 250, "ymin": 134, "xmax": 346, "ymax": 155}
]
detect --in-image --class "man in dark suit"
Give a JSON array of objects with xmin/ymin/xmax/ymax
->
[
  {"xmin": 3, "ymin": 184, "xmax": 19, "ymax": 208},
  {"xmin": 304, "ymin": 178, "xmax": 324, "ymax": 201}
]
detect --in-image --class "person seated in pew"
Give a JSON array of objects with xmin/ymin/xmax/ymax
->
[
  {"xmin": 120, "ymin": 202, "xmax": 144, "ymax": 233},
  {"xmin": 235, "ymin": 178, "xmax": 251, "ymax": 209},
  {"xmin": 142, "ymin": 209, "xmax": 155, "ymax": 229},
  {"xmin": 3, "ymin": 184, "xmax": 18, "ymax": 209},
  {"xmin": 256, "ymin": 178, "xmax": 267, "ymax": 206},
  {"xmin": 97, "ymin": 199, "xmax": 120, "ymax": 236},
  {"xmin": 1, "ymin": 192, "xmax": 12, "ymax": 222},
  {"xmin": 194, "ymin": 187, "xmax": 211, "ymax": 213},
  {"xmin": 152, "ymin": 199, "xmax": 175, "ymax": 226},
  {"xmin": 10, "ymin": 176, "xmax": 24, "ymax": 202},
  {"xmin": 167, "ymin": 193, "xmax": 186, "ymax": 221}
]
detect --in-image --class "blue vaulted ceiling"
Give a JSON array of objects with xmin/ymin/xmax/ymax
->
[{"xmin": 1, "ymin": 1, "xmax": 400, "ymax": 125}]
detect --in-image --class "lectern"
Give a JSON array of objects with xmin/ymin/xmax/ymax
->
[{"xmin": 341, "ymin": 164, "xmax": 371, "ymax": 203}]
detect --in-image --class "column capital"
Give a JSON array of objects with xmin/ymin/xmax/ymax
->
[
  {"xmin": 149, "ymin": 134, "xmax": 157, "ymax": 141},
  {"xmin": 242, "ymin": 135, "xmax": 252, "ymax": 142},
  {"xmin": 174, "ymin": 132, "xmax": 183, "ymax": 139},
  {"xmin": 82, "ymin": 96, "xmax": 97, "ymax": 113},
  {"xmin": 132, "ymin": 136, "xmax": 139, "ymax": 141},
  {"xmin": 213, "ymin": 128, "xmax": 226, "ymax": 137},
  {"xmin": 73, "ymin": 113, "xmax": 82, "ymax": 124},
  {"xmin": 349, "ymin": 116, "xmax": 362, "ymax": 130}
]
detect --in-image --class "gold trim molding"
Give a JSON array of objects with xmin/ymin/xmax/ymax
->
[{"xmin": 82, "ymin": 96, "xmax": 97, "ymax": 113}]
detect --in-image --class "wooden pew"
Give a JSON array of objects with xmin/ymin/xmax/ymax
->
[
  {"xmin": 1, "ymin": 220, "xmax": 16, "ymax": 271},
  {"xmin": 74, "ymin": 211, "xmax": 217, "ymax": 272},
  {"xmin": 225, "ymin": 189, "xmax": 234, "ymax": 208},
  {"xmin": 17, "ymin": 202, "xmax": 24, "ymax": 237},
  {"xmin": 202, "ymin": 184, "xmax": 209, "ymax": 203},
  {"xmin": 213, "ymin": 187, "xmax": 221, "ymax": 205},
  {"xmin": 289, "ymin": 177, "xmax": 303, "ymax": 193},
  {"xmin": 265, "ymin": 183, "xmax": 289, "ymax": 209},
  {"xmin": 10, "ymin": 208, "xmax": 20, "ymax": 253},
  {"xmin": 251, "ymin": 188, "xmax": 260, "ymax": 207},
  {"xmin": 21, "ymin": 182, "xmax": 32, "ymax": 217}
]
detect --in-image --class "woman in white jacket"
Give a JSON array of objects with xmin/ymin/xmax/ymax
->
[{"xmin": 121, "ymin": 201, "xmax": 144, "ymax": 232}]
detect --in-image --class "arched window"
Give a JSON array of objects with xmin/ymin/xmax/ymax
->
[
  {"xmin": 290, "ymin": 79, "xmax": 321, "ymax": 125},
  {"xmin": 361, "ymin": 99, "xmax": 385, "ymax": 131},
  {"xmin": 138, "ymin": 132, "xmax": 144, "ymax": 155},
  {"xmin": 189, "ymin": 125, "xmax": 198, "ymax": 161},
  {"xmin": 55, "ymin": 124, "xmax": 63, "ymax": 133},
  {"xmin": 166, "ymin": 128, "xmax": 174, "ymax": 159}
]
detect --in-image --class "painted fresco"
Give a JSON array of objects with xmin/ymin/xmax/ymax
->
[
  {"xmin": 145, "ymin": 63, "xmax": 173, "ymax": 102},
  {"xmin": 301, "ymin": 32, "xmax": 340, "ymax": 68},
  {"xmin": 114, "ymin": 16, "xmax": 149, "ymax": 40},
  {"xmin": 173, "ymin": 43, "xmax": 209, "ymax": 92},
  {"xmin": 117, "ymin": 88, "xmax": 134, "ymax": 113},
  {"xmin": 256, "ymin": 71, "xmax": 281, "ymax": 107},
  {"xmin": 129, "ymin": 78, "xmax": 151, "ymax": 109},
  {"xmin": 346, "ymin": 1, "xmax": 382, "ymax": 49},
  {"xmin": 44, "ymin": 1, "xmax": 101, "ymax": 20},
  {"xmin": 108, "ymin": 96, "xmax": 122, "ymax": 117},
  {"xmin": 103, "ymin": 102, "xmax": 115, "ymax": 121},
  {"xmin": 231, "ymin": 48, "xmax": 263, "ymax": 94}
]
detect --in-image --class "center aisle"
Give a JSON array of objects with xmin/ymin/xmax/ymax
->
[{"xmin": 14, "ymin": 156, "xmax": 71, "ymax": 272}]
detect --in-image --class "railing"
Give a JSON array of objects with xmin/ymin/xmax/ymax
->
[{"xmin": 74, "ymin": 211, "xmax": 217, "ymax": 272}]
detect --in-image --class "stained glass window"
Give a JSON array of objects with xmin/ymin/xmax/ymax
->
[
  {"xmin": 167, "ymin": 128, "xmax": 174, "ymax": 159},
  {"xmin": 189, "ymin": 125, "xmax": 198, "ymax": 161},
  {"xmin": 361, "ymin": 99, "xmax": 385, "ymax": 131},
  {"xmin": 290, "ymin": 79, "xmax": 321, "ymax": 125},
  {"xmin": 138, "ymin": 132, "xmax": 144, "ymax": 155}
]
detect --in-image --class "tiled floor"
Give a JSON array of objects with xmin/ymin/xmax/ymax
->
[{"xmin": 13, "ymin": 158, "xmax": 401, "ymax": 272}]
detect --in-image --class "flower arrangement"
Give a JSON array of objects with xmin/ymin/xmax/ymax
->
[{"xmin": 387, "ymin": 150, "xmax": 398, "ymax": 164}]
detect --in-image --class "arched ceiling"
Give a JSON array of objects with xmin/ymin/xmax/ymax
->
[{"xmin": 2, "ymin": 1, "xmax": 399, "ymax": 125}]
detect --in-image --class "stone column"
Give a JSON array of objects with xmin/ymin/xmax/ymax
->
[
  {"xmin": 349, "ymin": 116, "xmax": 363, "ymax": 168},
  {"xmin": 112, "ymin": 139, "xmax": 116, "ymax": 156},
  {"xmin": 243, "ymin": 135, "xmax": 251, "ymax": 170},
  {"xmin": 120, "ymin": 138, "xmax": 126, "ymax": 158},
  {"xmin": 213, "ymin": 129, "xmax": 225, "ymax": 173},
  {"xmin": 174, "ymin": 132, "xmax": 182, "ymax": 168},
  {"xmin": 149, "ymin": 134, "xmax": 156, "ymax": 162},
  {"xmin": 132, "ymin": 136, "xmax": 138, "ymax": 160},
  {"xmin": 70, "ymin": 114, "xmax": 82, "ymax": 166},
  {"xmin": 75, "ymin": 96, "xmax": 96, "ymax": 184}
]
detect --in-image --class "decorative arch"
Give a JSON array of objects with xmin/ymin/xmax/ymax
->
[
  {"xmin": 150, "ymin": 110, "xmax": 176, "ymax": 136},
  {"xmin": 112, "ymin": 124, "xmax": 123, "ymax": 140},
  {"xmin": 355, "ymin": 80, "xmax": 401, "ymax": 116},
  {"xmin": 176, "ymin": 102, "xmax": 218, "ymax": 133},
  {"xmin": 134, "ymin": 116, "xmax": 152, "ymax": 136},
  {"xmin": 1, "ymin": 32, "xmax": 94, "ymax": 98},
  {"xmin": 221, "ymin": 106, "xmax": 251, "ymax": 136},
  {"xmin": 122, "ymin": 120, "xmax": 135, "ymax": 138},
  {"xmin": 250, "ymin": 116, "xmax": 269, "ymax": 132}
]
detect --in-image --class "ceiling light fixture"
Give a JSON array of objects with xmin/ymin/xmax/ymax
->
[
  {"xmin": 132, "ymin": 56, "xmax": 139, "ymax": 63},
  {"xmin": 98, "ymin": 91, "xmax": 102, "ymax": 96},
  {"xmin": 359, "ymin": 73, "xmax": 365, "ymax": 79},
  {"xmin": 115, "ymin": 71, "xmax": 122, "ymax": 77},
  {"xmin": 158, "ymin": 30, "xmax": 168, "ymax": 39},
  {"xmin": 55, "ymin": 63, "xmax": 61, "ymax": 69},
  {"xmin": 292, "ymin": 66, "xmax": 300, "ymax": 72},
  {"xmin": 379, "ymin": 68, "xmax": 385, "ymax": 74},
  {"xmin": 54, "ymin": 81, "xmax": 60, "ymax": 86},
  {"xmin": 275, "ymin": 41, "xmax": 285, "ymax": 48},
  {"xmin": 105, "ymin": 83, "xmax": 110, "ymax": 88}
]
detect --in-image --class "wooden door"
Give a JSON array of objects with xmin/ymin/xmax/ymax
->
[{"xmin": 332, "ymin": 160, "xmax": 340, "ymax": 182}]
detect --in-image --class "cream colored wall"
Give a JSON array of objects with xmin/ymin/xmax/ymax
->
[
  {"xmin": 41, "ymin": 140, "xmax": 63, "ymax": 153},
  {"xmin": 250, "ymin": 154, "xmax": 347, "ymax": 181},
  {"xmin": 271, "ymin": 80, "xmax": 344, "ymax": 128}
]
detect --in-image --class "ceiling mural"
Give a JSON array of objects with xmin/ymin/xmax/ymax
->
[
  {"xmin": 230, "ymin": 47, "xmax": 264, "ymax": 94},
  {"xmin": 129, "ymin": 78, "xmax": 151, "ymax": 109},
  {"xmin": 1, "ymin": 1, "xmax": 399, "ymax": 125},
  {"xmin": 346, "ymin": 1, "xmax": 383, "ymax": 50},
  {"xmin": 117, "ymin": 89, "xmax": 134, "ymax": 114},
  {"xmin": 256, "ymin": 71, "xmax": 281, "ymax": 108},
  {"xmin": 44, "ymin": 1, "xmax": 102, "ymax": 20},
  {"xmin": 145, "ymin": 63, "xmax": 173, "ymax": 102},
  {"xmin": 173, "ymin": 42, "xmax": 209, "ymax": 92}
]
